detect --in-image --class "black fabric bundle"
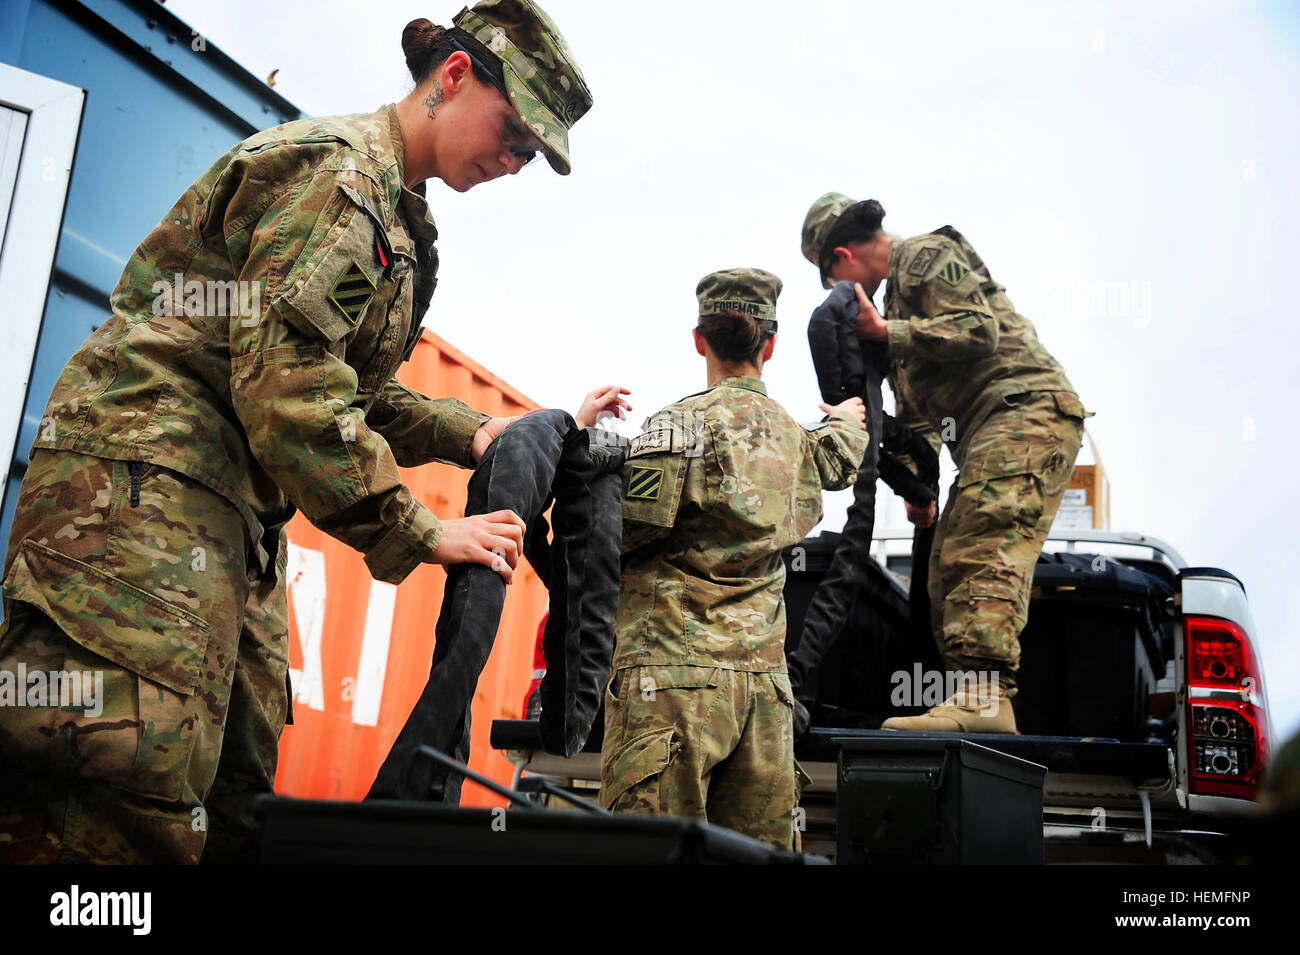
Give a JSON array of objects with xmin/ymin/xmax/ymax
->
[
  {"xmin": 790, "ymin": 283, "xmax": 941, "ymax": 700},
  {"xmin": 366, "ymin": 411, "xmax": 625, "ymax": 803}
]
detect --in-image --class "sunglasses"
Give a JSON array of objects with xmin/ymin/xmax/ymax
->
[{"xmin": 448, "ymin": 40, "xmax": 540, "ymax": 167}]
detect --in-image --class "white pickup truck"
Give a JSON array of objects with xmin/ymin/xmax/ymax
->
[
  {"xmin": 490, "ymin": 527, "xmax": 1272, "ymax": 864},
  {"xmin": 784, "ymin": 527, "xmax": 1272, "ymax": 862}
]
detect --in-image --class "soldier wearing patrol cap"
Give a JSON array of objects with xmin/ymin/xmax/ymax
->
[
  {"xmin": 599, "ymin": 268, "xmax": 869, "ymax": 849},
  {"xmin": 799, "ymin": 195, "xmax": 1091, "ymax": 733},
  {"xmin": 0, "ymin": 0, "xmax": 593, "ymax": 863}
]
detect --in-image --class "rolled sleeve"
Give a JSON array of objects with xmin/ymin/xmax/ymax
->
[
  {"xmin": 370, "ymin": 379, "xmax": 491, "ymax": 468},
  {"xmin": 806, "ymin": 415, "xmax": 869, "ymax": 491}
]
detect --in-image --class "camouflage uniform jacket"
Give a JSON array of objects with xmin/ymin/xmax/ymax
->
[
  {"xmin": 884, "ymin": 226, "xmax": 1086, "ymax": 474},
  {"xmin": 30, "ymin": 105, "xmax": 489, "ymax": 583},
  {"xmin": 613, "ymin": 376, "xmax": 868, "ymax": 673}
]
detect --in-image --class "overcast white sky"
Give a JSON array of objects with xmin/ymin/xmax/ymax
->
[{"xmin": 169, "ymin": 0, "xmax": 1300, "ymax": 741}]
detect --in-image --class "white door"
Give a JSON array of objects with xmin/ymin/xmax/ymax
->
[{"xmin": 0, "ymin": 64, "xmax": 84, "ymax": 505}]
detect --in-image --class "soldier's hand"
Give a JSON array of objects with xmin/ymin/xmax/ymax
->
[
  {"xmin": 575, "ymin": 385, "xmax": 632, "ymax": 429},
  {"xmin": 905, "ymin": 499, "xmax": 937, "ymax": 528},
  {"xmin": 821, "ymin": 396, "xmax": 866, "ymax": 430},
  {"xmin": 427, "ymin": 509, "xmax": 527, "ymax": 583},
  {"xmin": 853, "ymin": 283, "xmax": 888, "ymax": 340},
  {"xmin": 472, "ymin": 417, "xmax": 518, "ymax": 462}
]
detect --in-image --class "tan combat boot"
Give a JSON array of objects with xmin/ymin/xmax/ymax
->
[{"xmin": 880, "ymin": 680, "xmax": 1019, "ymax": 734}]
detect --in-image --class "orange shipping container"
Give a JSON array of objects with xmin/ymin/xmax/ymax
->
[{"xmin": 273, "ymin": 331, "xmax": 547, "ymax": 808}]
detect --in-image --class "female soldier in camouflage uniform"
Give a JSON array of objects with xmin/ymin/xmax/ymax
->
[
  {"xmin": 799, "ymin": 196, "xmax": 1090, "ymax": 733},
  {"xmin": 599, "ymin": 268, "xmax": 868, "ymax": 849},
  {"xmin": 0, "ymin": 0, "xmax": 591, "ymax": 863}
]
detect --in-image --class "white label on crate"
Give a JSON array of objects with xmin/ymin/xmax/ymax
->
[
  {"xmin": 1062, "ymin": 488, "xmax": 1088, "ymax": 507},
  {"xmin": 1053, "ymin": 505, "xmax": 1094, "ymax": 530},
  {"xmin": 287, "ymin": 543, "xmax": 328, "ymax": 712},
  {"xmin": 352, "ymin": 580, "xmax": 398, "ymax": 727}
]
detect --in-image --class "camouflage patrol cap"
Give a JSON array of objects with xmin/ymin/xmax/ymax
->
[
  {"xmin": 696, "ymin": 268, "xmax": 783, "ymax": 328},
  {"xmin": 454, "ymin": 0, "xmax": 592, "ymax": 176},
  {"xmin": 801, "ymin": 192, "xmax": 856, "ymax": 288}
]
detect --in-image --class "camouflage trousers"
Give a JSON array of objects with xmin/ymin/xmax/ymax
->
[
  {"xmin": 928, "ymin": 392, "xmax": 1087, "ymax": 686},
  {"xmin": 0, "ymin": 451, "xmax": 289, "ymax": 864},
  {"xmin": 599, "ymin": 664, "xmax": 798, "ymax": 849}
]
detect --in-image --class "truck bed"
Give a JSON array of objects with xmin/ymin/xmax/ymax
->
[{"xmin": 488, "ymin": 718, "xmax": 1215, "ymax": 862}]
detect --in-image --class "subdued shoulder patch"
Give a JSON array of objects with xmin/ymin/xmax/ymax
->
[
  {"xmin": 625, "ymin": 465, "xmax": 664, "ymax": 501},
  {"xmin": 629, "ymin": 428, "xmax": 673, "ymax": 458},
  {"xmin": 907, "ymin": 246, "xmax": 941, "ymax": 277},
  {"xmin": 328, "ymin": 261, "xmax": 376, "ymax": 325},
  {"xmin": 938, "ymin": 260, "xmax": 969, "ymax": 287},
  {"xmin": 621, "ymin": 450, "xmax": 686, "ymax": 527},
  {"xmin": 276, "ymin": 195, "xmax": 385, "ymax": 342},
  {"xmin": 628, "ymin": 407, "xmax": 703, "ymax": 459}
]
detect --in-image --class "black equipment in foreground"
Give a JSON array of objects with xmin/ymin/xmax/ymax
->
[
  {"xmin": 835, "ymin": 737, "xmax": 1047, "ymax": 865},
  {"xmin": 259, "ymin": 743, "xmax": 822, "ymax": 864},
  {"xmin": 413, "ymin": 743, "xmax": 607, "ymax": 816},
  {"xmin": 254, "ymin": 796, "xmax": 822, "ymax": 864}
]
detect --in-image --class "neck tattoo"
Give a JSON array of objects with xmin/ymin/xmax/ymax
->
[{"xmin": 423, "ymin": 85, "xmax": 444, "ymax": 121}]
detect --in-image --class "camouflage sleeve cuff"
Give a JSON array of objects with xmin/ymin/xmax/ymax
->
[
  {"xmin": 830, "ymin": 416, "xmax": 871, "ymax": 464},
  {"xmin": 430, "ymin": 398, "xmax": 492, "ymax": 469},
  {"xmin": 367, "ymin": 383, "xmax": 493, "ymax": 469},
  {"xmin": 886, "ymin": 319, "xmax": 913, "ymax": 360},
  {"xmin": 363, "ymin": 497, "xmax": 442, "ymax": 585},
  {"xmin": 826, "ymin": 406, "xmax": 861, "ymax": 428}
]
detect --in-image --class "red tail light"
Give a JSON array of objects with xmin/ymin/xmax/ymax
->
[
  {"xmin": 1185, "ymin": 616, "xmax": 1268, "ymax": 798},
  {"xmin": 521, "ymin": 611, "xmax": 549, "ymax": 719}
]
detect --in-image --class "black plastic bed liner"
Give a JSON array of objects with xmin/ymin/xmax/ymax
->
[{"xmin": 801, "ymin": 727, "xmax": 1171, "ymax": 778}]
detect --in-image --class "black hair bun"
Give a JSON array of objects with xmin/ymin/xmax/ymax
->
[
  {"xmin": 856, "ymin": 199, "xmax": 886, "ymax": 232},
  {"xmin": 402, "ymin": 19, "xmax": 446, "ymax": 81}
]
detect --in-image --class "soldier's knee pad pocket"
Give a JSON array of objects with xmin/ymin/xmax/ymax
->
[
  {"xmin": 1, "ymin": 540, "xmax": 210, "ymax": 802},
  {"xmin": 956, "ymin": 471, "xmax": 1045, "ymax": 540}
]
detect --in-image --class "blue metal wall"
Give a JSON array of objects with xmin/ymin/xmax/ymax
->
[{"xmin": 0, "ymin": 0, "xmax": 301, "ymax": 565}]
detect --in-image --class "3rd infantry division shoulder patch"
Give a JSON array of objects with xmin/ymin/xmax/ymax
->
[
  {"xmin": 329, "ymin": 260, "xmax": 376, "ymax": 324},
  {"xmin": 626, "ymin": 465, "xmax": 663, "ymax": 501},
  {"xmin": 938, "ymin": 260, "xmax": 969, "ymax": 287}
]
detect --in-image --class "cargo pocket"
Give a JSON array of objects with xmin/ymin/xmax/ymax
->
[
  {"xmin": 940, "ymin": 574, "xmax": 1024, "ymax": 665},
  {"xmin": 1, "ymin": 539, "xmax": 209, "ymax": 802},
  {"xmin": 793, "ymin": 759, "xmax": 814, "ymax": 800},
  {"xmin": 600, "ymin": 726, "xmax": 678, "ymax": 813},
  {"xmin": 770, "ymin": 673, "xmax": 795, "ymax": 708},
  {"xmin": 957, "ymin": 472, "xmax": 1042, "ymax": 541},
  {"xmin": 968, "ymin": 576, "xmax": 1021, "ymax": 609},
  {"xmin": 959, "ymin": 576, "xmax": 1025, "ymax": 637}
]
